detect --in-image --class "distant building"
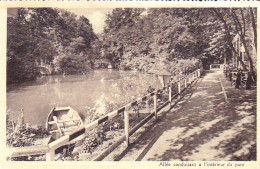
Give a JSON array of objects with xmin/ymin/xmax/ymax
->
[
  {"xmin": 7, "ymin": 8, "xmax": 18, "ymax": 18},
  {"xmin": 231, "ymin": 33, "xmax": 256, "ymax": 71},
  {"xmin": 149, "ymin": 69, "xmax": 172, "ymax": 87},
  {"xmin": 95, "ymin": 58, "xmax": 113, "ymax": 69}
]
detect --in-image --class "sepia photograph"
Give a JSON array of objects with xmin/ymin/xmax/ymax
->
[{"xmin": 6, "ymin": 7, "xmax": 257, "ymax": 162}]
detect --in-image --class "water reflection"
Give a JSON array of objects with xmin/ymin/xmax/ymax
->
[{"xmin": 7, "ymin": 69, "xmax": 162, "ymax": 125}]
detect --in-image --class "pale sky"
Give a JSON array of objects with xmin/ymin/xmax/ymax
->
[{"xmin": 66, "ymin": 8, "xmax": 113, "ymax": 34}]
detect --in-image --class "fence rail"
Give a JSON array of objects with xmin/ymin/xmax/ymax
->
[{"xmin": 6, "ymin": 69, "xmax": 201, "ymax": 161}]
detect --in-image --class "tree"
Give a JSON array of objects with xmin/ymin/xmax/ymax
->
[
  {"xmin": 212, "ymin": 8, "xmax": 257, "ymax": 72},
  {"xmin": 101, "ymin": 8, "xmax": 205, "ymax": 72},
  {"xmin": 7, "ymin": 8, "xmax": 98, "ymax": 84}
]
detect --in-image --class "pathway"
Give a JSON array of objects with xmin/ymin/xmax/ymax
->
[{"xmin": 104, "ymin": 71, "xmax": 256, "ymax": 161}]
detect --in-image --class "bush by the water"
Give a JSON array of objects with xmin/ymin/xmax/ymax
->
[
  {"xmin": 6, "ymin": 115, "xmax": 49, "ymax": 161},
  {"xmin": 81, "ymin": 126, "xmax": 107, "ymax": 154},
  {"xmin": 6, "ymin": 115, "xmax": 49, "ymax": 147}
]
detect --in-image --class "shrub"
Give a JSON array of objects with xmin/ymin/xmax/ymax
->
[
  {"xmin": 6, "ymin": 114, "xmax": 49, "ymax": 161},
  {"xmin": 81, "ymin": 126, "xmax": 106, "ymax": 154}
]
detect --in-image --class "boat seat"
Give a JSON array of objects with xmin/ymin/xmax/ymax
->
[
  {"xmin": 48, "ymin": 119, "xmax": 80, "ymax": 124},
  {"xmin": 49, "ymin": 126, "xmax": 79, "ymax": 133},
  {"xmin": 53, "ymin": 116, "xmax": 63, "ymax": 136},
  {"xmin": 54, "ymin": 107, "xmax": 70, "ymax": 111}
]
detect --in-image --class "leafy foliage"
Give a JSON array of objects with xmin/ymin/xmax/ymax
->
[
  {"xmin": 81, "ymin": 126, "xmax": 107, "ymax": 154},
  {"xmin": 211, "ymin": 8, "xmax": 257, "ymax": 72},
  {"xmin": 7, "ymin": 7, "xmax": 257, "ymax": 85},
  {"xmin": 7, "ymin": 8, "xmax": 97, "ymax": 84},
  {"xmin": 101, "ymin": 8, "xmax": 206, "ymax": 73},
  {"xmin": 101, "ymin": 8, "xmax": 256, "ymax": 72},
  {"xmin": 6, "ymin": 115, "xmax": 49, "ymax": 147}
]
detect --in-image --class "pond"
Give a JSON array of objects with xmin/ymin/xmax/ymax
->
[{"xmin": 7, "ymin": 69, "xmax": 162, "ymax": 126}]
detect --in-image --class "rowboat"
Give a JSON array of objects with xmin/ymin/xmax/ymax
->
[{"xmin": 46, "ymin": 106, "xmax": 84, "ymax": 143}]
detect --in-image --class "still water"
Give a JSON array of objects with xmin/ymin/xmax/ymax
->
[{"xmin": 7, "ymin": 69, "xmax": 162, "ymax": 125}]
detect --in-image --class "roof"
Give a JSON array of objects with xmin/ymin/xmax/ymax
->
[{"xmin": 95, "ymin": 59, "xmax": 111, "ymax": 64}]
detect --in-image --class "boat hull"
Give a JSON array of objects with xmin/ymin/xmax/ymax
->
[{"xmin": 46, "ymin": 106, "xmax": 84, "ymax": 142}]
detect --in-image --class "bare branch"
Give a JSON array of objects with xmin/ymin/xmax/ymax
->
[
  {"xmin": 211, "ymin": 8, "xmax": 248, "ymax": 71},
  {"xmin": 239, "ymin": 8, "xmax": 246, "ymax": 37},
  {"xmin": 231, "ymin": 9, "xmax": 254, "ymax": 72},
  {"xmin": 231, "ymin": 9, "xmax": 243, "ymax": 37},
  {"xmin": 231, "ymin": 12, "xmax": 242, "ymax": 36}
]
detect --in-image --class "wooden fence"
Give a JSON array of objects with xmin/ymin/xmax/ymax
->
[{"xmin": 6, "ymin": 69, "xmax": 201, "ymax": 161}]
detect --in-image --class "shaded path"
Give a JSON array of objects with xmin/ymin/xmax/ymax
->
[{"xmin": 105, "ymin": 71, "xmax": 256, "ymax": 161}]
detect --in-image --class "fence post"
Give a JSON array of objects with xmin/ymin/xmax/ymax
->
[
  {"xmin": 46, "ymin": 149, "xmax": 55, "ymax": 161},
  {"xmin": 154, "ymin": 91, "xmax": 157, "ymax": 120},
  {"xmin": 146, "ymin": 99, "xmax": 149, "ymax": 112},
  {"xmin": 124, "ymin": 110, "xmax": 130, "ymax": 147},
  {"xmin": 21, "ymin": 108, "xmax": 24, "ymax": 125},
  {"xmin": 178, "ymin": 82, "xmax": 181, "ymax": 94},
  {"xmin": 169, "ymin": 86, "xmax": 172, "ymax": 104},
  {"xmin": 136, "ymin": 107, "xmax": 140, "ymax": 120},
  {"xmin": 17, "ymin": 108, "xmax": 24, "ymax": 126}
]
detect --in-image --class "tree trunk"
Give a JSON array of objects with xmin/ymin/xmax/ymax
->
[
  {"xmin": 212, "ymin": 9, "xmax": 248, "ymax": 71},
  {"xmin": 231, "ymin": 9, "xmax": 254, "ymax": 72},
  {"xmin": 249, "ymin": 8, "xmax": 257, "ymax": 52},
  {"xmin": 241, "ymin": 36, "xmax": 254, "ymax": 72}
]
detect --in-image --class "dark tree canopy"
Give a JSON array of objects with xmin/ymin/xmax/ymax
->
[
  {"xmin": 101, "ymin": 8, "xmax": 256, "ymax": 72},
  {"xmin": 7, "ymin": 8, "xmax": 97, "ymax": 84},
  {"xmin": 7, "ymin": 7, "xmax": 257, "ymax": 85}
]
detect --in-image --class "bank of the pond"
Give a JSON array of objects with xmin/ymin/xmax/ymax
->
[
  {"xmin": 7, "ymin": 97, "xmax": 152, "ymax": 161},
  {"xmin": 7, "ymin": 69, "xmax": 163, "ymax": 125},
  {"xmin": 7, "ymin": 66, "xmax": 199, "ymax": 161}
]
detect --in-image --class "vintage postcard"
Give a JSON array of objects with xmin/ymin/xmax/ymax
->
[{"xmin": 0, "ymin": 1, "xmax": 259, "ymax": 169}]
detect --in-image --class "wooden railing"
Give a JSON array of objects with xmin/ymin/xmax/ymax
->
[{"xmin": 6, "ymin": 69, "xmax": 201, "ymax": 161}]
